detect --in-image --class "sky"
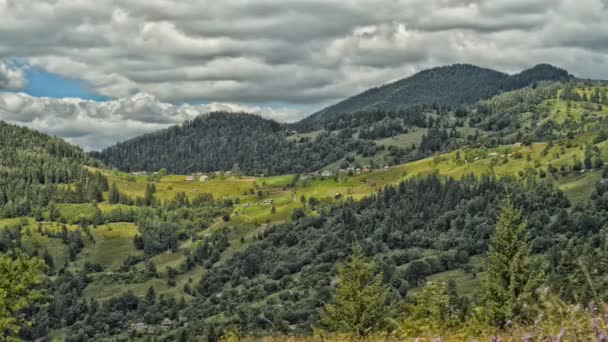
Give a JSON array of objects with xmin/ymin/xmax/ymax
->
[{"xmin": 1, "ymin": 0, "xmax": 608, "ymax": 150}]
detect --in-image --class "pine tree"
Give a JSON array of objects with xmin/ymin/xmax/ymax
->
[
  {"xmin": 320, "ymin": 244, "xmax": 388, "ymax": 336},
  {"xmin": 109, "ymin": 182, "xmax": 120, "ymax": 204},
  {"xmin": 480, "ymin": 196, "xmax": 541, "ymax": 326},
  {"xmin": 551, "ymin": 240, "xmax": 588, "ymax": 303}
]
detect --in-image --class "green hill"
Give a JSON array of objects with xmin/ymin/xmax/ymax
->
[
  {"xmin": 0, "ymin": 121, "xmax": 105, "ymax": 218},
  {"xmin": 297, "ymin": 64, "xmax": 570, "ymax": 131}
]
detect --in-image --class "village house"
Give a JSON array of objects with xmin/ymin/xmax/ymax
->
[
  {"xmin": 185, "ymin": 175, "xmax": 195, "ymax": 181},
  {"xmin": 161, "ymin": 318, "xmax": 173, "ymax": 331},
  {"xmin": 488, "ymin": 152, "xmax": 500, "ymax": 159},
  {"xmin": 199, "ymin": 175, "xmax": 208, "ymax": 182},
  {"xmin": 321, "ymin": 170, "xmax": 333, "ymax": 177}
]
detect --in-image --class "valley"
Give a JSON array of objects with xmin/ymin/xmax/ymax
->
[{"xmin": 3, "ymin": 68, "xmax": 608, "ymax": 340}]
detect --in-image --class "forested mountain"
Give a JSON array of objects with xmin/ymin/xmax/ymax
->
[
  {"xmin": 0, "ymin": 121, "xmax": 106, "ymax": 218},
  {"xmin": 93, "ymin": 112, "xmax": 377, "ymax": 175},
  {"xmin": 297, "ymin": 64, "xmax": 570, "ymax": 131}
]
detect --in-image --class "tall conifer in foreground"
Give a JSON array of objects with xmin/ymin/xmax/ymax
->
[
  {"xmin": 320, "ymin": 244, "xmax": 388, "ymax": 336},
  {"xmin": 481, "ymin": 196, "xmax": 541, "ymax": 326}
]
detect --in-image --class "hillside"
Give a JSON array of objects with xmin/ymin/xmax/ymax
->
[
  {"xmin": 0, "ymin": 121, "xmax": 106, "ymax": 218},
  {"xmin": 93, "ymin": 112, "xmax": 377, "ymax": 175},
  {"xmin": 93, "ymin": 65, "xmax": 572, "ymax": 177},
  {"xmin": 297, "ymin": 64, "xmax": 570, "ymax": 131}
]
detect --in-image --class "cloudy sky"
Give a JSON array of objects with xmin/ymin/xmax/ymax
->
[{"xmin": 1, "ymin": 0, "xmax": 608, "ymax": 150}]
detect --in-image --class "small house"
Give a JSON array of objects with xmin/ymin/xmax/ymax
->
[
  {"xmin": 161, "ymin": 318, "xmax": 173, "ymax": 328},
  {"xmin": 199, "ymin": 175, "xmax": 208, "ymax": 182},
  {"xmin": 321, "ymin": 170, "xmax": 333, "ymax": 177},
  {"xmin": 383, "ymin": 165, "xmax": 390, "ymax": 170},
  {"xmin": 488, "ymin": 152, "xmax": 500, "ymax": 159},
  {"xmin": 185, "ymin": 176, "xmax": 195, "ymax": 181}
]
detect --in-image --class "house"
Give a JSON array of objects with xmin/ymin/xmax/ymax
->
[
  {"xmin": 514, "ymin": 142, "xmax": 523, "ymax": 148},
  {"xmin": 199, "ymin": 175, "xmax": 208, "ymax": 182},
  {"xmin": 488, "ymin": 152, "xmax": 500, "ymax": 159},
  {"xmin": 225, "ymin": 171, "xmax": 232, "ymax": 175},
  {"xmin": 262, "ymin": 199, "xmax": 274, "ymax": 205},
  {"xmin": 185, "ymin": 176, "xmax": 195, "ymax": 181},
  {"xmin": 321, "ymin": 170, "xmax": 333, "ymax": 177},
  {"xmin": 383, "ymin": 165, "xmax": 390, "ymax": 170},
  {"xmin": 161, "ymin": 318, "xmax": 173, "ymax": 329}
]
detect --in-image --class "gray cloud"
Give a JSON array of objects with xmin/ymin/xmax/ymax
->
[
  {"xmin": 0, "ymin": 61, "xmax": 26, "ymax": 90},
  {"xmin": 1, "ymin": 0, "xmax": 606, "ymax": 105},
  {"xmin": 0, "ymin": 92, "xmax": 302, "ymax": 150}
]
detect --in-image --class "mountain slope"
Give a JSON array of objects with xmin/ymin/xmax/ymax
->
[
  {"xmin": 93, "ymin": 112, "xmax": 377, "ymax": 175},
  {"xmin": 0, "ymin": 121, "xmax": 106, "ymax": 218},
  {"xmin": 297, "ymin": 64, "xmax": 570, "ymax": 131}
]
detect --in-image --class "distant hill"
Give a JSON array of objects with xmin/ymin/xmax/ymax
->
[
  {"xmin": 0, "ymin": 121, "xmax": 105, "ymax": 217},
  {"xmin": 297, "ymin": 64, "xmax": 570, "ymax": 131},
  {"xmin": 92, "ymin": 112, "xmax": 377, "ymax": 175}
]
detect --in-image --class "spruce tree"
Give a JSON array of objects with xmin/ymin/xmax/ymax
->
[
  {"xmin": 481, "ymin": 196, "xmax": 541, "ymax": 326},
  {"xmin": 320, "ymin": 244, "xmax": 388, "ymax": 336},
  {"xmin": 109, "ymin": 182, "xmax": 120, "ymax": 204}
]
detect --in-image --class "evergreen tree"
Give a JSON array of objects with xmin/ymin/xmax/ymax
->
[
  {"xmin": 550, "ymin": 240, "xmax": 588, "ymax": 303},
  {"xmin": 320, "ymin": 244, "xmax": 388, "ymax": 336},
  {"xmin": 0, "ymin": 253, "xmax": 46, "ymax": 340},
  {"xmin": 480, "ymin": 196, "xmax": 541, "ymax": 326},
  {"xmin": 109, "ymin": 182, "xmax": 120, "ymax": 204}
]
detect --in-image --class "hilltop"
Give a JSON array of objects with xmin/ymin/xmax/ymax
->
[
  {"xmin": 297, "ymin": 63, "xmax": 570, "ymax": 131},
  {"xmin": 94, "ymin": 64, "xmax": 571, "ymax": 176}
]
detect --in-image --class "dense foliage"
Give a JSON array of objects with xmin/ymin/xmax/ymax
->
[
  {"xmin": 0, "ymin": 122, "xmax": 106, "ymax": 218},
  {"xmin": 94, "ymin": 112, "xmax": 378, "ymax": 175},
  {"xmin": 181, "ymin": 175, "xmax": 570, "ymax": 335}
]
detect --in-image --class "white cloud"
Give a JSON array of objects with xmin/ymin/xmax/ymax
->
[
  {"xmin": 0, "ymin": 61, "xmax": 26, "ymax": 90},
  {"xmin": 0, "ymin": 92, "xmax": 302, "ymax": 150}
]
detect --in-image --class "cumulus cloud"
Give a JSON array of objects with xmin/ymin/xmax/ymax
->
[
  {"xmin": 0, "ymin": 92, "xmax": 302, "ymax": 150},
  {"xmin": 0, "ymin": 61, "xmax": 26, "ymax": 90}
]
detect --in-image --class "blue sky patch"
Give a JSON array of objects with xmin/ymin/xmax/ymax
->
[{"xmin": 23, "ymin": 67, "xmax": 108, "ymax": 101}]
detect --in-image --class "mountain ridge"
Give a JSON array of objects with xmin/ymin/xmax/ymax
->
[{"xmin": 297, "ymin": 63, "xmax": 570, "ymax": 130}]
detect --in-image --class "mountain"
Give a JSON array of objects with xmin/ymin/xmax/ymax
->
[
  {"xmin": 297, "ymin": 64, "xmax": 570, "ymax": 131},
  {"xmin": 0, "ymin": 121, "xmax": 106, "ymax": 218},
  {"xmin": 92, "ymin": 112, "xmax": 377, "ymax": 175}
]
